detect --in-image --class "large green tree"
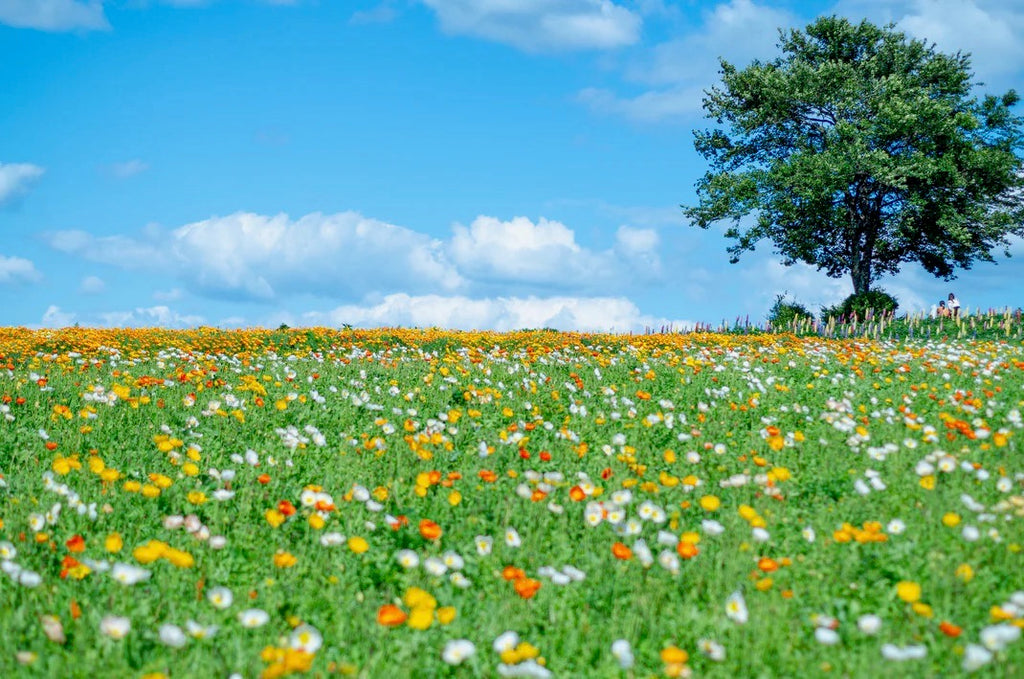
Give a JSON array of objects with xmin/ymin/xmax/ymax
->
[{"xmin": 684, "ymin": 16, "xmax": 1024, "ymax": 295}]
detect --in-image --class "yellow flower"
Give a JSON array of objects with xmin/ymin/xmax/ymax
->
[
  {"xmin": 273, "ymin": 551, "xmax": 297, "ymax": 568},
  {"xmin": 88, "ymin": 457, "xmax": 105, "ymax": 474},
  {"xmin": 348, "ymin": 537, "xmax": 369, "ymax": 554},
  {"xmin": 164, "ymin": 548, "xmax": 194, "ymax": 568},
  {"xmin": 407, "ymin": 606, "xmax": 434, "ymax": 630},
  {"xmin": 182, "ymin": 462, "xmax": 200, "ymax": 477},
  {"xmin": 956, "ymin": 563, "xmax": 974, "ymax": 583},
  {"xmin": 897, "ymin": 581, "xmax": 921, "ymax": 603},
  {"xmin": 755, "ymin": 577, "xmax": 773, "ymax": 591},
  {"xmin": 308, "ymin": 514, "xmax": 325, "ymax": 530},
  {"xmin": 105, "ymin": 532, "xmax": 123, "ymax": 553},
  {"xmin": 660, "ymin": 646, "xmax": 689, "ymax": 664},
  {"xmin": 436, "ymin": 606, "xmax": 456, "ymax": 625},
  {"xmin": 187, "ymin": 491, "xmax": 207, "ymax": 505},
  {"xmin": 265, "ymin": 509, "xmax": 285, "ymax": 528},
  {"xmin": 700, "ymin": 495, "xmax": 721, "ymax": 512},
  {"xmin": 141, "ymin": 484, "xmax": 161, "ymax": 499},
  {"xmin": 403, "ymin": 587, "xmax": 437, "ymax": 610},
  {"xmin": 133, "ymin": 540, "xmax": 168, "ymax": 564},
  {"xmin": 123, "ymin": 480, "xmax": 142, "ymax": 493},
  {"xmin": 912, "ymin": 602, "xmax": 933, "ymax": 618},
  {"xmin": 942, "ymin": 512, "xmax": 961, "ymax": 527},
  {"xmin": 919, "ymin": 475, "xmax": 936, "ymax": 490},
  {"xmin": 448, "ymin": 490, "xmax": 462, "ymax": 506}
]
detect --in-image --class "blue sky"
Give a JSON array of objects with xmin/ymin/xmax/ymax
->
[{"xmin": 1, "ymin": 0, "xmax": 1022, "ymax": 331}]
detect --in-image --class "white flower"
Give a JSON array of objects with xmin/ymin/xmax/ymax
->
[
  {"xmin": 164, "ymin": 515, "xmax": 185, "ymax": 530},
  {"xmin": 442, "ymin": 639, "xmax": 476, "ymax": 665},
  {"xmin": 980, "ymin": 623, "xmax": 1020, "ymax": 651},
  {"xmin": 658, "ymin": 550, "xmax": 680, "ymax": 574},
  {"xmin": 442, "ymin": 551, "xmax": 465, "ymax": 570},
  {"xmin": 997, "ymin": 476, "xmax": 1013, "ymax": 493},
  {"xmin": 424, "ymin": 556, "xmax": 448, "ymax": 576},
  {"xmin": 212, "ymin": 489, "xmax": 235, "ymax": 501},
  {"xmin": 962, "ymin": 643, "xmax": 993, "ymax": 672},
  {"xmin": 320, "ymin": 532, "xmax": 346, "ymax": 547},
  {"xmin": 450, "ymin": 572, "xmax": 472, "ymax": 588},
  {"xmin": 209, "ymin": 535, "xmax": 227, "ymax": 550},
  {"xmin": 887, "ymin": 519, "xmax": 906, "ymax": 535},
  {"xmin": 962, "ymin": 525, "xmax": 980, "ymax": 542},
  {"xmin": 111, "ymin": 563, "xmax": 151, "ymax": 586},
  {"xmin": 505, "ymin": 527, "xmax": 522, "ymax": 548},
  {"xmin": 497, "ymin": 660, "xmax": 552, "ymax": 678},
  {"xmin": 0, "ymin": 541, "xmax": 17, "ymax": 560},
  {"xmin": 185, "ymin": 620, "xmax": 218, "ymax": 640},
  {"xmin": 698, "ymin": 638, "xmax": 726, "ymax": 661},
  {"xmin": 28, "ymin": 513, "xmax": 45, "ymax": 532},
  {"xmin": 290, "ymin": 624, "xmax": 322, "ymax": 653},
  {"xmin": 396, "ymin": 549, "xmax": 419, "ymax": 569},
  {"xmin": 100, "ymin": 616, "xmax": 131, "ymax": 640},
  {"xmin": 857, "ymin": 614, "xmax": 882, "ymax": 635},
  {"xmin": 815, "ymin": 627, "xmax": 840, "ymax": 645},
  {"xmin": 610, "ymin": 639, "xmax": 634, "ymax": 669},
  {"xmin": 493, "ymin": 631, "xmax": 520, "ymax": 654},
  {"xmin": 751, "ymin": 527, "xmax": 770, "ymax": 542},
  {"xmin": 725, "ymin": 591, "xmax": 748, "ymax": 624},
  {"xmin": 802, "ymin": 526, "xmax": 816, "ymax": 542},
  {"xmin": 881, "ymin": 644, "xmax": 927, "ymax": 661},
  {"xmin": 701, "ymin": 519, "xmax": 725, "ymax": 536},
  {"xmin": 158, "ymin": 623, "xmax": 187, "ymax": 648},
  {"xmin": 475, "ymin": 535, "xmax": 493, "ymax": 556},
  {"xmin": 207, "ymin": 586, "xmax": 233, "ymax": 610},
  {"xmin": 239, "ymin": 609, "xmax": 269, "ymax": 628}
]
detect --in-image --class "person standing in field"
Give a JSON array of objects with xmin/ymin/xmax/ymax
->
[{"xmin": 948, "ymin": 293, "xmax": 961, "ymax": 319}]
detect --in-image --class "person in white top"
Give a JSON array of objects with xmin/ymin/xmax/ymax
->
[{"xmin": 947, "ymin": 292, "xmax": 961, "ymax": 319}]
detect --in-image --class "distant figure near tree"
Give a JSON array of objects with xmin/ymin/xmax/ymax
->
[
  {"xmin": 935, "ymin": 301, "xmax": 950, "ymax": 318},
  {"xmin": 948, "ymin": 293, "xmax": 961, "ymax": 319}
]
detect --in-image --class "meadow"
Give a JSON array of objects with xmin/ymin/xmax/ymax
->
[{"xmin": 0, "ymin": 325, "xmax": 1021, "ymax": 678}]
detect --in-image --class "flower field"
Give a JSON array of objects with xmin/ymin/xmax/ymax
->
[{"xmin": 0, "ymin": 327, "xmax": 1022, "ymax": 677}]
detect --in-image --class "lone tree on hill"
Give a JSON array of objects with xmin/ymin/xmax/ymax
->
[{"xmin": 683, "ymin": 16, "xmax": 1024, "ymax": 296}]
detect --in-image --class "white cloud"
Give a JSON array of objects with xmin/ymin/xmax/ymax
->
[
  {"xmin": 420, "ymin": 0, "xmax": 642, "ymax": 52},
  {"xmin": 350, "ymin": 2, "xmax": 397, "ymax": 24},
  {"xmin": 48, "ymin": 210, "xmax": 662, "ymax": 302},
  {"xmin": 109, "ymin": 159, "xmax": 150, "ymax": 178},
  {"xmin": 79, "ymin": 275, "xmax": 106, "ymax": 294},
  {"xmin": 833, "ymin": 0, "xmax": 1024, "ymax": 86},
  {"xmin": 0, "ymin": 254, "xmax": 42, "ymax": 284},
  {"xmin": 40, "ymin": 304, "xmax": 204, "ymax": 328},
  {"xmin": 579, "ymin": 0, "xmax": 796, "ymax": 122},
  {"xmin": 153, "ymin": 287, "xmax": 183, "ymax": 301},
  {"xmin": 288, "ymin": 293, "xmax": 692, "ymax": 332},
  {"xmin": 0, "ymin": 162, "xmax": 45, "ymax": 205},
  {"xmin": 0, "ymin": 0, "xmax": 108, "ymax": 31}
]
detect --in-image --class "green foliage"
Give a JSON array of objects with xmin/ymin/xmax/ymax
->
[
  {"xmin": 684, "ymin": 16, "xmax": 1024, "ymax": 295},
  {"xmin": 767, "ymin": 292, "xmax": 814, "ymax": 327},
  {"xmin": 821, "ymin": 289, "xmax": 899, "ymax": 321}
]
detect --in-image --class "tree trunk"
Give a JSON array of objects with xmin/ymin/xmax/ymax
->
[{"xmin": 851, "ymin": 257, "xmax": 870, "ymax": 295}]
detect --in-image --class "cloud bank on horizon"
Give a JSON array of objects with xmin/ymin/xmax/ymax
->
[{"xmin": 2, "ymin": 0, "xmax": 1022, "ymax": 331}]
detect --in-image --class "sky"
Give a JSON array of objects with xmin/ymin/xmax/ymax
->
[{"xmin": 1, "ymin": 0, "xmax": 1023, "ymax": 332}]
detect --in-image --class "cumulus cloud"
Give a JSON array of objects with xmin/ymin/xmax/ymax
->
[
  {"xmin": 40, "ymin": 304, "xmax": 204, "ymax": 328},
  {"xmin": 79, "ymin": 275, "xmax": 106, "ymax": 294},
  {"xmin": 0, "ymin": 0, "xmax": 108, "ymax": 31},
  {"xmin": 579, "ymin": 0, "xmax": 796, "ymax": 122},
  {"xmin": 419, "ymin": 0, "xmax": 642, "ymax": 52},
  {"xmin": 286, "ymin": 293, "xmax": 692, "ymax": 332},
  {"xmin": 0, "ymin": 162, "xmax": 45, "ymax": 205},
  {"xmin": 46, "ymin": 210, "xmax": 662, "ymax": 302},
  {"xmin": 0, "ymin": 254, "xmax": 42, "ymax": 284}
]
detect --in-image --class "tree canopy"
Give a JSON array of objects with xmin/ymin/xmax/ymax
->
[{"xmin": 683, "ymin": 16, "xmax": 1024, "ymax": 296}]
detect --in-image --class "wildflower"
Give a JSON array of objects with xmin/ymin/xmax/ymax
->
[
  {"xmin": 494, "ymin": 631, "xmax": 520, "ymax": 654},
  {"xmin": 396, "ymin": 549, "xmax": 419, "ymax": 569},
  {"xmin": 475, "ymin": 535, "xmax": 493, "ymax": 556},
  {"xmin": 725, "ymin": 591, "xmax": 748, "ymax": 624},
  {"xmin": 100, "ymin": 616, "xmax": 131, "ymax": 640},
  {"xmin": 185, "ymin": 620, "xmax": 218, "ymax": 640},
  {"xmin": 40, "ymin": 615, "xmax": 65, "ymax": 644},
  {"xmin": 505, "ymin": 527, "xmax": 522, "ymax": 547},
  {"xmin": 962, "ymin": 644, "xmax": 994, "ymax": 672},
  {"xmin": 273, "ymin": 551, "xmax": 297, "ymax": 568},
  {"xmin": 979, "ymin": 623, "xmax": 1021, "ymax": 651},
  {"xmin": 347, "ymin": 537, "xmax": 369, "ymax": 554},
  {"xmin": 159, "ymin": 623, "xmax": 187, "ymax": 648},
  {"xmin": 207, "ymin": 586, "xmax": 233, "ymax": 610},
  {"xmin": 857, "ymin": 614, "xmax": 882, "ymax": 635},
  {"xmin": 815, "ymin": 627, "xmax": 840, "ymax": 645},
  {"xmin": 442, "ymin": 639, "xmax": 476, "ymax": 665},
  {"xmin": 896, "ymin": 581, "xmax": 921, "ymax": 603},
  {"xmin": 880, "ymin": 644, "xmax": 927, "ymax": 661},
  {"xmin": 290, "ymin": 624, "xmax": 322, "ymax": 654},
  {"xmin": 424, "ymin": 556, "xmax": 447, "ymax": 576},
  {"xmin": 419, "ymin": 519, "xmax": 442, "ymax": 541},
  {"xmin": 610, "ymin": 639, "xmax": 634, "ymax": 669},
  {"xmin": 239, "ymin": 609, "xmax": 270, "ymax": 628},
  {"xmin": 111, "ymin": 563, "xmax": 151, "ymax": 586},
  {"xmin": 377, "ymin": 604, "xmax": 407, "ymax": 627},
  {"xmin": 698, "ymin": 639, "xmax": 725, "ymax": 661}
]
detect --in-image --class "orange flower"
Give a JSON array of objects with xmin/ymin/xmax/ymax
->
[
  {"xmin": 514, "ymin": 578, "xmax": 541, "ymax": 599},
  {"xmin": 45, "ymin": 441, "xmax": 58, "ymax": 451},
  {"xmin": 939, "ymin": 621, "xmax": 962, "ymax": 638},
  {"xmin": 419, "ymin": 519, "xmax": 442, "ymax": 541},
  {"xmin": 568, "ymin": 485, "xmax": 586, "ymax": 502},
  {"xmin": 757, "ymin": 557, "xmax": 778, "ymax": 573},
  {"xmin": 478, "ymin": 470, "xmax": 497, "ymax": 483},
  {"xmin": 376, "ymin": 604, "xmax": 407, "ymax": 627},
  {"xmin": 257, "ymin": 473, "xmax": 271, "ymax": 484},
  {"xmin": 66, "ymin": 534, "xmax": 86, "ymax": 553},
  {"xmin": 611, "ymin": 542, "xmax": 633, "ymax": 560},
  {"xmin": 277, "ymin": 500, "xmax": 296, "ymax": 517},
  {"xmin": 502, "ymin": 566, "xmax": 526, "ymax": 581},
  {"xmin": 676, "ymin": 540, "xmax": 699, "ymax": 559}
]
